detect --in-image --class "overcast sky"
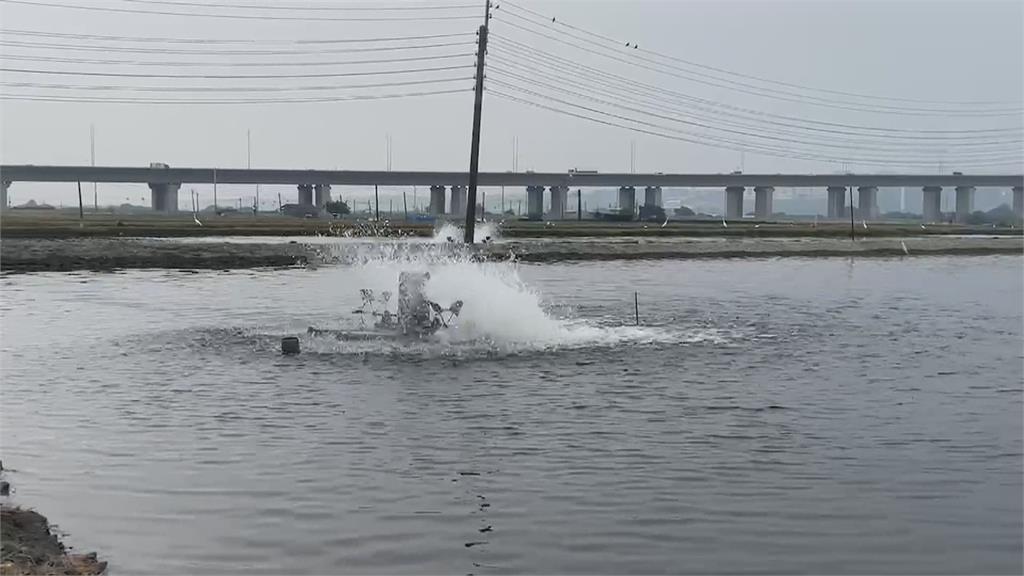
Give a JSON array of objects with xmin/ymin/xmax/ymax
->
[{"xmin": 0, "ymin": 0, "xmax": 1021, "ymax": 208}]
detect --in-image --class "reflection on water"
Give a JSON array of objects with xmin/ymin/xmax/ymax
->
[{"xmin": 1, "ymin": 254, "xmax": 1022, "ymax": 575}]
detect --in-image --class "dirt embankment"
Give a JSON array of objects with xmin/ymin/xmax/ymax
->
[
  {"xmin": 0, "ymin": 464, "xmax": 106, "ymax": 575},
  {"xmin": 0, "ymin": 235, "xmax": 1020, "ymax": 273},
  {"xmin": 0, "ymin": 238, "xmax": 311, "ymax": 272},
  {"xmin": 494, "ymin": 236, "xmax": 1024, "ymax": 262}
]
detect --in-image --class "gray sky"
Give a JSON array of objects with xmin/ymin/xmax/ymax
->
[{"xmin": 1, "ymin": 0, "xmax": 1021, "ymax": 208}]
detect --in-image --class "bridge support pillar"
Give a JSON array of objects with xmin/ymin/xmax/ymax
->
[
  {"xmin": 1, "ymin": 180, "xmax": 9, "ymax": 209},
  {"xmin": 297, "ymin": 184, "xmax": 313, "ymax": 205},
  {"xmin": 549, "ymin": 185, "xmax": 568, "ymax": 219},
  {"xmin": 429, "ymin": 185, "xmax": 445, "ymax": 216},
  {"xmin": 725, "ymin": 186, "xmax": 744, "ymax": 219},
  {"xmin": 922, "ymin": 186, "xmax": 942, "ymax": 223},
  {"xmin": 526, "ymin": 185, "xmax": 545, "ymax": 220},
  {"xmin": 754, "ymin": 186, "xmax": 774, "ymax": 219},
  {"xmin": 148, "ymin": 182, "xmax": 181, "ymax": 212},
  {"xmin": 448, "ymin": 185, "xmax": 466, "ymax": 216},
  {"xmin": 826, "ymin": 186, "xmax": 846, "ymax": 219},
  {"xmin": 314, "ymin": 184, "xmax": 331, "ymax": 208},
  {"xmin": 1013, "ymin": 186, "xmax": 1023, "ymax": 219},
  {"xmin": 954, "ymin": 185, "xmax": 975, "ymax": 223},
  {"xmin": 857, "ymin": 186, "xmax": 879, "ymax": 220},
  {"xmin": 644, "ymin": 185, "xmax": 663, "ymax": 208},
  {"xmin": 618, "ymin": 186, "xmax": 636, "ymax": 217}
]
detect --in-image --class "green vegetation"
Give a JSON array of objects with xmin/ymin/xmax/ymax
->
[
  {"xmin": 2, "ymin": 209, "xmax": 1021, "ymax": 239},
  {"xmin": 325, "ymin": 200, "xmax": 350, "ymax": 216},
  {"xmin": 964, "ymin": 204, "xmax": 1021, "ymax": 227}
]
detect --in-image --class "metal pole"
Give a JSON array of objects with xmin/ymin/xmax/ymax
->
[
  {"xmin": 481, "ymin": 190, "xmax": 486, "ymax": 220},
  {"xmin": 374, "ymin": 184, "xmax": 380, "ymax": 221},
  {"xmin": 403, "ymin": 190, "xmax": 409, "ymax": 221},
  {"xmin": 90, "ymin": 124, "xmax": 97, "ymax": 211},
  {"xmin": 578, "ymin": 189, "xmax": 582, "ymax": 221},
  {"xmin": 213, "ymin": 168, "xmax": 218, "ymax": 211},
  {"xmin": 248, "ymin": 130, "xmax": 261, "ymax": 213},
  {"xmin": 634, "ymin": 291, "xmax": 639, "ymax": 326},
  {"xmin": 849, "ymin": 185, "xmax": 856, "ymax": 241},
  {"xmin": 463, "ymin": 0, "xmax": 491, "ymax": 243},
  {"xmin": 77, "ymin": 181, "xmax": 83, "ymax": 222}
]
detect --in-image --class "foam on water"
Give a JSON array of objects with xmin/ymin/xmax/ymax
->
[
  {"xmin": 295, "ymin": 238, "xmax": 716, "ymax": 356},
  {"xmin": 431, "ymin": 221, "xmax": 500, "ymax": 244}
]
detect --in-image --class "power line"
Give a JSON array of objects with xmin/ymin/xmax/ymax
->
[
  {"xmin": 0, "ymin": 87, "xmax": 470, "ymax": 104},
  {"xmin": 488, "ymin": 77, "xmax": 1021, "ymax": 164},
  {"xmin": 1, "ymin": 51, "xmax": 474, "ymax": 68},
  {"xmin": 0, "ymin": 28, "xmax": 474, "ymax": 44},
  {"xmin": 491, "ymin": 34, "xmax": 1021, "ymax": 136},
  {"xmin": 0, "ymin": 38, "xmax": 474, "ymax": 55},
  {"xmin": 0, "ymin": 63, "xmax": 473, "ymax": 79},
  {"xmin": 491, "ymin": 88, "xmax": 1023, "ymax": 169},
  {"xmin": 0, "ymin": 0, "xmax": 481, "ymax": 21},
  {"xmin": 488, "ymin": 84, "xmax": 1023, "ymax": 167},
  {"xmin": 118, "ymin": 0, "xmax": 479, "ymax": 11},
  {"xmin": 491, "ymin": 14, "xmax": 1023, "ymax": 117},
  {"xmin": 488, "ymin": 65, "xmax": 1022, "ymax": 154},
  {"xmin": 3, "ymin": 76, "xmax": 472, "ymax": 93},
  {"xmin": 490, "ymin": 38, "xmax": 1021, "ymax": 143},
  {"xmin": 488, "ymin": 48, "xmax": 1022, "ymax": 146},
  {"xmin": 499, "ymin": 0, "xmax": 1021, "ymax": 108}
]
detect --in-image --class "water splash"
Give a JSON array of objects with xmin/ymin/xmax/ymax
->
[
  {"xmin": 289, "ymin": 237, "xmax": 715, "ymax": 357},
  {"xmin": 431, "ymin": 221, "xmax": 500, "ymax": 244}
]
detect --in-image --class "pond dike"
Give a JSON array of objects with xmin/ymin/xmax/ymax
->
[{"xmin": 0, "ymin": 236, "xmax": 1020, "ymax": 273}]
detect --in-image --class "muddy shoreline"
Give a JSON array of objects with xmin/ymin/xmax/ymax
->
[
  {"xmin": 0, "ymin": 236, "xmax": 1020, "ymax": 273},
  {"xmin": 0, "ymin": 465, "xmax": 106, "ymax": 575}
]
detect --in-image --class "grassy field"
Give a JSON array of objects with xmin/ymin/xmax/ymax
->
[{"xmin": 1, "ymin": 209, "xmax": 1019, "ymax": 239}]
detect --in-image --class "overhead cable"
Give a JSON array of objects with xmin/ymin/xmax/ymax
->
[
  {"xmin": 1, "ymin": 51, "xmax": 473, "ymax": 68},
  {"xmin": 0, "ymin": 63, "xmax": 473, "ymax": 79},
  {"xmin": 488, "ymin": 85, "xmax": 1023, "ymax": 167},
  {"xmin": 0, "ymin": 87, "xmax": 470, "ymax": 104},
  {"xmin": 0, "ymin": 38, "xmax": 473, "ymax": 55},
  {"xmin": 0, "ymin": 28, "xmax": 474, "ymax": 44},
  {"xmin": 499, "ymin": 0, "xmax": 1021, "ymax": 108},
  {"xmin": 3, "ymin": 76, "xmax": 472, "ymax": 92},
  {"xmin": 1, "ymin": 0, "xmax": 480, "ymax": 21},
  {"xmin": 490, "ymin": 36, "xmax": 1022, "ymax": 136},
  {"xmin": 491, "ymin": 15, "xmax": 1023, "ymax": 117},
  {"xmin": 488, "ymin": 51, "xmax": 1022, "ymax": 146}
]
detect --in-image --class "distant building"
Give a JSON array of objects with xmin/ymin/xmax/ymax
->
[
  {"xmin": 639, "ymin": 205, "xmax": 666, "ymax": 221},
  {"xmin": 11, "ymin": 199, "xmax": 54, "ymax": 210},
  {"xmin": 280, "ymin": 203, "xmax": 321, "ymax": 218}
]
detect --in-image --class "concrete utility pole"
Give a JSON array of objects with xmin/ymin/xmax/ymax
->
[
  {"xmin": 90, "ymin": 124, "xmax": 97, "ymax": 211},
  {"xmin": 463, "ymin": 0, "xmax": 491, "ymax": 244}
]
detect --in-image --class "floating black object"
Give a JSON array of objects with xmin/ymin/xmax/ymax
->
[{"xmin": 281, "ymin": 336, "xmax": 300, "ymax": 355}]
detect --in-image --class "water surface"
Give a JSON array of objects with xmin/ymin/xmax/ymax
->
[{"xmin": 2, "ymin": 254, "xmax": 1021, "ymax": 574}]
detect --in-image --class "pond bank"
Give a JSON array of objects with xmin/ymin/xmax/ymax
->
[
  {"xmin": 1, "ymin": 236, "xmax": 1020, "ymax": 273},
  {"xmin": 0, "ymin": 465, "xmax": 107, "ymax": 575}
]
